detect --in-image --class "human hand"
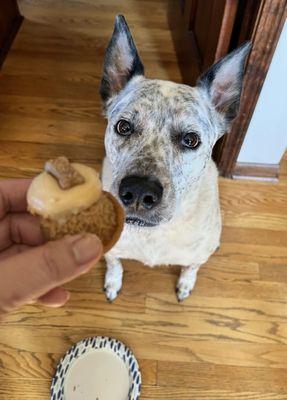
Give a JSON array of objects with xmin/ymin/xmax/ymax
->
[{"xmin": 0, "ymin": 179, "xmax": 103, "ymax": 320}]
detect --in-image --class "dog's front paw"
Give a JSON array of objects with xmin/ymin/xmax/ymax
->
[
  {"xmin": 176, "ymin": 264, "xmax": 200, "ymax": 302},
  {"xmin": 176, "ymin": 278, "xmax": 196, "ymax": 302},
  {"xmin": 104, "ymin": 276, "xmax": 122, "ymax": 302},
  {"xmin": 104, "ymin": 257, "xmax": 123, "ymax": 302},
  {"xmin": 103, "ymin": 284, "xmax": 121, "ymax": 302},
  {"xmin": 176, "ymin": 284, "xmax": 192, "ymax": 302}
]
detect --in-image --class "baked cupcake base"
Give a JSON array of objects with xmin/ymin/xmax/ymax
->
[{"xmin": 40, "ymin": 191, "xmax": 125, "ymax": 253}]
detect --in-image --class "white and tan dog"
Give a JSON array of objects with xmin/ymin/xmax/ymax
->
[{"xmin": 100, "ymin": 15, "xmax": 250, "ymax": 302}]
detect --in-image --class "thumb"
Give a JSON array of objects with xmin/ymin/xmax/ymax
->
[{"xmin": 0, "ymin": 234, "xmax": 102, "ymax": 316}]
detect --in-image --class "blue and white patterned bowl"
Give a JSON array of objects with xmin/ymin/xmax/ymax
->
[{"xmin": 51, "ymin": 336, "xmax": 141, "ymax": 400}]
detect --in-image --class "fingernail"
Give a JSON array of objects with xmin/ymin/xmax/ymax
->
[
  {"xmin": 72, "ymin": 234, "xmax": 103, "ymax": 265},
  {"xmin": 27, "ymin": 299, "xmax": 37, "ymax": 305},
  {"xmin": 48, "ymin": 291, "xmax": 70, "ymax": 308}
]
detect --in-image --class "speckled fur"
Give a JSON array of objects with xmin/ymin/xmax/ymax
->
[{"xmin": 100, "ymin": 15, "xmax": 251, "ymax": 301}]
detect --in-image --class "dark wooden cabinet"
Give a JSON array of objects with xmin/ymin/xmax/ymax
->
[{"xmin": 0, "ymin": 0, "xmax": 23, "ymax": 67}]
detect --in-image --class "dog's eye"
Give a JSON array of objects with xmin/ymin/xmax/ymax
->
[
  {"xmin": 115, "ymin": 120, "xmax": 133, "ymax": 136},
  {"xmin": 182, "ymin": 132, "xmax": 201, "ymax": 149}
]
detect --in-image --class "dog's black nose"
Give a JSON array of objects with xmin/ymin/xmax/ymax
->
[{"xmin": 119, "ymin": 176, "xmax": 163, "ymax": 210}]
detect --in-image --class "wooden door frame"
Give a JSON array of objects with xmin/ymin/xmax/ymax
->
[
  {"xmin": 216, "ymin": 0, "xmax": 287, "ymax": 179},
  {"xmin": 0, "ymin": 0, "xmax": 23, "ymax": 68}
]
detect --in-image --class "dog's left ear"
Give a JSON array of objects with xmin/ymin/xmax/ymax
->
[
  {"xmin": 197, "ymin": 42, "xmax": 251, "ymax": 127},
  {"xmin": 100, "ymin": 15, "xmax": 144, "ymax": 103}
]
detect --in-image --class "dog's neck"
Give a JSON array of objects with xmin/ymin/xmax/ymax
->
[{"xmin": 169, "ymin": 159, "xmax": 218, "ymax": 225}]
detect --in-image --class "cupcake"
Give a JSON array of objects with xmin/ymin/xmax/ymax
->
[{"xmin": 27, "ymin": 156, "xmax": 124, "ymax": 253}]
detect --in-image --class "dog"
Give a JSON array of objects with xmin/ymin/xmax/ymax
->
[{"xmin": 100, "ymin": 15, "xmax": 251, "ymax": 302}]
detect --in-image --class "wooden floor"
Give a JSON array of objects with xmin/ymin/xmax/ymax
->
[{"xmin": 0, "ymin": 1, "xmax": 287, "ymax": 399}]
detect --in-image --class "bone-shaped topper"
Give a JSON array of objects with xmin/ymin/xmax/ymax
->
[{"xmin": 45, "ymin": 156, "xmax": 85, "ymax": 189}]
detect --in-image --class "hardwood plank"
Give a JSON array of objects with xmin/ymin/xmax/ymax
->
[
  {"xmin": 0, "ymin": 74, "xmax": 100, "ymax": 100},
  {"xmin": 157, "ymin": 360, "xmax": 287, "ymax": 392},
  {"xmin": 217, "ymin": 242, "xmax": 287, "ymax": 265},
  {"xmin": 260, "ymin": 263, "xmax": 287, "ymax": 284},
  {"xmin": 146, "ymin": 293, "xmax": 287, "ymax": 324},
  {"xmin": 11, "ymin": 23, "xmax": 179, "ymax": 60},
  {"xmin": 221, "ymin": 226, "xmax": 287, "ymax": 247},
  {"xmin": 219, "ymin": 178, "xmax": 287, "ymax": 209},
  {"xmin": 0, "ymin": 342, "xmax": 157, "ymax": 384},
  {"xmin": 118, "ymin": 257, "xmax": 286, "ymax": 300},
  {"xmin": 192, "ymin": 274, "xmax": 287, "ymax": 301},
  {"xmin": 219, "ymin": 178, "xmax": 287, "ymax": 230},
  {"xmin": 57, "ymin": 258, "xmax": 287, "ymax": 302},
  {"xmin": 4, "ymin": 50, "xmax": 181, "ymax": 80},
  {"xmin": 3, "ymin": 383, "xmax": 285, "ymax": 400},
  {"xmin": 3, "ymin": 380, "xmax": 286, "ymax": 400},
  {"xmin": 0, "ymin": 115, "xmax": 103, "ymax": 145},
  {"xmin": 141, "ymin": 386, "xmax": 287, "ymax": 400},
  {"xmin": 0, "ymin": 96, "xmax": 103, "ymax": 121},
  {"xmin": 222, "ymin": 212, "xmax": 287, "ymax": 232},
  {"xmin": 3, "ymin": 297, "xmax": 287, "ymax": 347},
  {"xmin": 1, "ymin": 326, "xmax": 287, "ymax": 369},
  {"xmin": 0, "ymin": 141, "xmax": 104, "ymax": 176},
  {"xmin": 19, "ymin": 0, "xmax": 170, "ymax": 30},
  {"xmin": 0, "ymin": 379, "xmax": 49, "ymax": 400}
]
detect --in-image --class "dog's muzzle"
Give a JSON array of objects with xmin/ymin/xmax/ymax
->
[
  {"xmin": 118, "ymin": 175, "xmax": 163, "ymax": 226},
  {"xmin": 125, "ymin": 217, "xmax": 157, "ymax": 227}
]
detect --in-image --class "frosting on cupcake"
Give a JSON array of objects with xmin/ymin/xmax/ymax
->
[{"xmin": 27, "ymin": 163, "xmax": 102, "ymax": 219}]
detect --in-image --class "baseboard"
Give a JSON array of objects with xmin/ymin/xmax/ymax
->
[{"xmin": 232, "ymin": 162, "xmax": 279, "ymax": 182}]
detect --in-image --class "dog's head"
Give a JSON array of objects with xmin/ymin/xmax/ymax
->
[{"xmin": 100, "ymin": 15, "xmax": 251, "ymax": 227}]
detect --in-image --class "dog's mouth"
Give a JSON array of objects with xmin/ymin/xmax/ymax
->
[{"xmin": 125, "ymin": 217, "xmax": 158, "ymax": 227}]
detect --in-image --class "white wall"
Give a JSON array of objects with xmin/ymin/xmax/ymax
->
[{"xmin": 237, "ymin": 19, "xmax": 287, "ymax": 165}]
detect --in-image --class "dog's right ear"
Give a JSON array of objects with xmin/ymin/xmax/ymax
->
[{"xmin": 100, "ymin": 15, "xmax": 144, "ymax": 103}]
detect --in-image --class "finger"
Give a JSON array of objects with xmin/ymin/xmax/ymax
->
[
  {"xmin": 0, "ymin": 234, "xmax": 102, "ymax": 316},
  {"xmin": 0, "ymin": 213, "xmax": 44, "ymax": 251},
  {"xmin": 37, "ymin": 287, "xmax": 70, "ymax": 308},
  {"xmin": 0, "ymin": 244, "xmax": 31, "ymax": 260},
  {"xmin": 0, "ymin": 180, "xmax": 31, "ymax": 219}
]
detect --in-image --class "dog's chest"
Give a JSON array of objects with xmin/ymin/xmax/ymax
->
[{"xmin": 109, "ymin": 201, "xmax": 221, "ymax": 267}]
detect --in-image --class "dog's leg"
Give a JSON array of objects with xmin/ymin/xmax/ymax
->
[
  {"xmin": 176, "ymin": 264, "xmax": 201, "ymax": 302},
  {"xmin": 104, "ymin": 254, "xmax": 123, "ymax": 302}
]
